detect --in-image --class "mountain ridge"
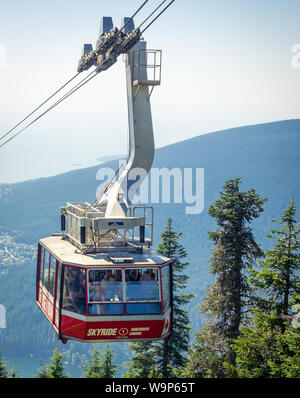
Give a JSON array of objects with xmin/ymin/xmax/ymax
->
[
  {"xmin": 2, "ymin": 118, "xmax": 298, "ymax": 188},
  {"xmin": 157, "ymin": 118, "xmax": 300, "ymax": 148}
]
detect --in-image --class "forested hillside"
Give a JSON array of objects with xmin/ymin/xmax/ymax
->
[{"xmin": 0, "ymin": 119, "xmax": 299, "ymax": 365}]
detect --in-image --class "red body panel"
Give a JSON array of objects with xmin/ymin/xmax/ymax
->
[{"xmin": 60, "ymin": 312, "xmax": 171, "ymax": 342}]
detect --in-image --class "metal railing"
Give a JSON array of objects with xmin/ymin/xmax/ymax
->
[{"xmin": 133, "ymin": 49, "xmax": 162, "ymax": 86}]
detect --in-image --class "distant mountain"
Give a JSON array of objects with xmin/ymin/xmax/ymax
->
[{"xmin": 0, "ymin": 119, "xmax": 299, "ymax": 364}]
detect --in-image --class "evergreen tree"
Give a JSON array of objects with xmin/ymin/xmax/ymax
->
[
  {"xmin": 35, "ymin": 348, "xmax": 69, "ymax": 378},
  {"xmin": 100, "ymin": 346, "xmax": 118, "ymax": 378},
  {"xmin": 0, "ymin": 350, "xmax": 20, "ymax": 378},
  {"xmin": 9, "ymin": 361, "xmax": 20, "ymax": 378},
  {"xmin": 230, "ymin": 309, "xmax": 300, "ymax": 377},
  {"xmin": 279, "ymin": 324, "xmax": 300, "ymax": 377},
  {"xmin": 35, "ymin": 361, "xmax": 50, "ymax": 378},
  {"xmin": 231, "ymin": 200, "xmax": 300, "ymax": 377},
  {"xmin": 154, "ymin": 217, "xmax": 193, "ymax": 378},
  {"xmin": 123, "ymin": 341, "xmax": 159, "ymax": 378},
  {"xmin": 185, "ymin": 178, "xmax": 266, "ymax": 377},
  {"xmin": 249, "ymin": 200, "xmax": 300, "ymax": 324},
  {"xmin": 82, "ymin": 345, "xmax": 118, "ymax": 378},
  {"xmin": 181, "ymin": 324, "xmax": 226, "ymax": 378},
  {"xmin": 0, "ymin": 349, "xmax": 9, "ymax": 378}
]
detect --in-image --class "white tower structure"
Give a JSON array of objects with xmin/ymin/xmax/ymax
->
[{"xmin": 61, "ymin": 21, "xmax": 162, "ymax": 254}]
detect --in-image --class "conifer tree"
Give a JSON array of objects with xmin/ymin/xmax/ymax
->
[
  {"xmin": 100, "ymin": 346, "xmax": 118, "ymax": 378},
  {"xmin": 0, "ymin": 350, "xmax": 9, "ymax": 378},
  {"xmin": 249, "ymin": 199, "xmax": 300, "ymax": 324},
  {"xmin": 9, "ymin": 361, "xmax": 20, "ymax": 378},
  {"xmin": 154, "ymin": 217, "xmax": 193, "ymax": 378},
  {"xmin": 231, "ymin": 200, "xmax": 300, "ymax": 377},
  {"xmin": 35, "ymin": 361, "xmax": 50, "ymax": 378},
  {"xmin": 35, "ymin": 348, "xmax": 69, "ymax": 378},
  {"xmin": 229, "ymin": 308, "xmax": 300, "ymax": 377},
  {"xmin": 123, "ymin": 341, "xmax": 159, "ymax": 378},
  {"xmin": 184, "ymin": 178, "xmax": 266, "ymax": 377},
  {"xmin": 82, "ymin": 345, "xmax": 118, "ymax": 378},
  {"xmin": 0, "ymin": 351, "xmax": 20, "ymax": 378}
]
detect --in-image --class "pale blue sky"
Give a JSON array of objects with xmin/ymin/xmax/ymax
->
[{"xmin": 0, "ymin": 0, "xmax": 299, "ymax": 183}]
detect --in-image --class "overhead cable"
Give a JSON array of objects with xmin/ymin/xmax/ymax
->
[
  {"xmin": 118, "ymin": 0, "xmax": 174, "ymax": 53},
  {"xmin": 0, "ymin": 70, "xmax": 97, "ymax": 148},
  {"xmin": 0, "ymin": 0, "xmax": 176, "ymax": 149},
  {"xmin": 119, "ymin": 0, "xmax": 149, "ymax": 34},
  {"xmin": 141, "ymin": 0, "xmax": 175, "ymax": 34},
  {"xmin": 0, "ymin": 72, "xmax": 80, "ymax": 143},
  {"xmin": 0, "ymin": 1, "xmax": 150, "ymax": 147}
]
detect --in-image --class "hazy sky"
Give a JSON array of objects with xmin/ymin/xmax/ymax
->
[{"xmin": 0, "ymin": 0, "xmax": 299, "ymax": 183}]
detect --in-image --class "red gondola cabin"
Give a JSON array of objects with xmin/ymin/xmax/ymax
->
[{"xmin": 36, "ymin": 235, "xmax": 172, "ymax": 343}]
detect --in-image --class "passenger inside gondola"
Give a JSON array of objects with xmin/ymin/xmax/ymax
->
[
  {"xmin": 89, "ymin": 283, "xmax": 105, "ymax": 315},
  {"xmin": 88, "ymin": 269, "xmax": 123, "ymax": 315},
  {"xmin": 62, "ymin": 267, "xmax": 162, "ymax": 316},
  {"xmin": 63, "ymin": 267, "xmax": 86, "ymax": 314},
  {"xmin": 125, "ymin": 268, "xmax": 160, "ymax": 314}
]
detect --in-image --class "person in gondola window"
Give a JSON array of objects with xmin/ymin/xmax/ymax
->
[
  {"xmin": 101, "ymin": 270, "xmax": 116, "ymax": 301},
  {"xmin": 101, "ymin": 270, "xmax": 115, "ymax": 285},
  {"xmin": 65, "ymin": 268, "xmax": 85, "ymax": 314},
  {"xmin": 89, "ymin": 283, "xmax": 105, "ymax": 315},
  {"xmin": 127, "ymin": 269, "xmax": 140, "ymax": 282}
]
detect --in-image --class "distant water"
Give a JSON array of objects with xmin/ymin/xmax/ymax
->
[
  {"xmin": 0, "ymin": 158, "xmax": 102, "ymax": 185},
  {"xmin": 6, "ymin": 356, "xmax": 82, "ymax": 378},
  {"xmin": 0, "ymin": 154, "xmax": 125, "ymax": 185}
]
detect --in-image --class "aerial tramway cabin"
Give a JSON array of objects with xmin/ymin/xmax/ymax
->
[{"xmin": 36, "ymin": 230, "xmax": 172, "ymax": 343}]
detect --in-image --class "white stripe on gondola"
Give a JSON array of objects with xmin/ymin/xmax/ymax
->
[{"xmin": 61, "ymin": 308, "xmax": 171, "ymax": 322}]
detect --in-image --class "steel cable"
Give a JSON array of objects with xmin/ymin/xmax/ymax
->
[
  {"xmin": 0, "ymin": 72, "xmax": 80, "ymax": 143},
  {"xmin": 0, "ymin": 1, "xmax": 151, "ymax": 147},
  {"xmin": 0, "ymin": 70, "xmax": 98, "ymax": 148},
  {"xmin": 117, "ymin": 0, "xmax": 174, "ymax": 55},
  {"xmin": 0, "ymin": 0, "xmax": 176, "ymax": 149}
]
